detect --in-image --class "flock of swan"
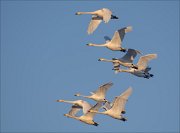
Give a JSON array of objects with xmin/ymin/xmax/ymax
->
[{"xmin": 57, "ymin": 8, "xmax": 157, "ymax": 126}]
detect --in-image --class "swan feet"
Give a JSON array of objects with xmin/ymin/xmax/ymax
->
[
  {"xmin": 93, "ymin": 121, "xmax": 99, "ymax": 126},
  {"xmin": 121, "ymin": 117, "xmax": 127, "ymax": 121},
  {"xmin": 120, "ymin": 48, "xmax": 127, "ymax": 52}
]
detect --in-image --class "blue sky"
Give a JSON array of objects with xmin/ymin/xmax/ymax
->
[{"xmin": 1, "ymin": 1, "xmax": 179, "ymax": 132}]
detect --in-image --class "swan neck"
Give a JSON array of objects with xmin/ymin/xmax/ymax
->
[
  {"xmin": 120, "ymin": 69, "xmax": 130, "ymax": 73},
  {"xmin": 101, "ymin": 59, "xmax": 114, "ymax": 62},
  {"xmin": 91, "ymin": 43, "xmax": 106, "ymax": 47},
  {"xmin": 62, "ymin": 100, "xmax": 75, "ymax": 104},
  {"xmin": 78, "ymin": 12, "xmax": 95, "ymax": 15}
]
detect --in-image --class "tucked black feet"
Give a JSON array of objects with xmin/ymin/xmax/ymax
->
[
  {"xmin": 93, "ymin": 122, "xmax": 99, "ymax": 126},
  {"xmin": 121, "ymin": 117, "xmax": 127, "ymax": 121},
  {"xmin": 121, "ymin": 111, "xmax": 126, "ymax": 114},
  {"xmin": 121, "ymin": 49, "xmax": 126, "ymax": 52},
  {"xmin": 132, "ymin": 65, "xmax": 138, "ymax": 69},
  {"xmin": 111, "ymin": 15, "xmax": 118, "ymax": 19},
  {"xmin": 150, "ymin": 74, "xmax": 154, "ymax": 77}
]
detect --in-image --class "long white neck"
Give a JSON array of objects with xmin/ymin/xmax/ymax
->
[
  {"xmin": 77, "ymin": 11, "xmax": 96, "ymax": 15},
  {"xmin": 88, "ymin": 43, "xmax": 107, "ymax": 47},
  {"xmin": 119, "ymin": 69, "xmax": 131, "ymax": 73},
  {"xmin": 99, "ymin": 58, "xmax": 114, "ymax": 63},
  {"xmin": 60, "ymin": 100, "xmax": 75, "ymax": 104},
  {"xmin": 75, "ymin": 94, "xmax": 91, "ymax": 99}
]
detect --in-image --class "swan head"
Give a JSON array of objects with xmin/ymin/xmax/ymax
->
[
  {"xmin": 56, "ymin": 99, "xmax": 64, "ymax": 102},
  {"xmin": 98, "ymin": 58, "xmax": 105, "ymax": 61},
  {"xmin": 88, "ymin": 110, "xmax": 97, "ymax": 113},
  {"xmin": 86, "ymin": 43, "xmax": 93, "ymax": 46},
  {"xmin": 103, "ymin": 99, "xmax": 108, "ymax": 102},
  {"xmin": 74, "ymin": 93, "xmax": 81, "ymax": 96},
  {"xmin": 75, "ymin": 12, "xmax": 81, "ymax": 15}
]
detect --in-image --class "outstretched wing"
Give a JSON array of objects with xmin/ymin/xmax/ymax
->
[
  {"xmin": 110, "ymin": 26, "xmax": 132, "ymax": 47},
  {"xmin": 120, "ymin": 49, "xmax": 142, "ymax": 63},
  {"xmin": 137, "ymin": 54, "xmax": 157, "ymax": 71},
  {"xmin": 87, "ymin": 15, "xmax": 102, "ymax": 34},
  {"xmin": 94, "ymin": 82, "xmax": 113, "ymax": 97},
  {"xmin": 84, "ymin": 102, "xmax": 103, "ymax": 120},
  {"xmin": 101, "ymin": 8, "xmax": 112, "ymax": 23},
  {"xmin": 110, "ymin": 31, "xmax": 121, "ymax": 47},
  {"xmin": 110, "ymin": 87, "xmax": 132, "ymax": 115},
  {"xmin": 81, "ymin": 101, "xmax": 92, "ymax": 114},
  {"xmin": 68, "ymin": 105, "xmax": 82, "ymax": 116},
  {"xmin": 117, "ymin": 26, "xmax": 132, "ymax": 42}
]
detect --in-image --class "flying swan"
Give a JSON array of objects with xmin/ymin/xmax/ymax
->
[
  {"xmin": 89, "ymin": 87, "xmax": 132, "ymax": 121},
  {"xmin": 86, "ymin": 26, "xmax": 132, "ymax": 52},
  {"xmin": 116, "ymin": 54, "xmax": 157, "ymax": 79},
  {"xmin": 64, "ymin": 102, "xmax": 103, "ymax": 126},
  {"xmin": 56, "ymin": 99, "xmax": 92, "ymax": 114},
  {"xmin": 74, "ymin": 82, "xmax": 113, "ymax": 102},
  {"xmin": 75, "ymin": 8, "xmax": 118, "ymax": 34},
  {"xmin": 98, "ymin": 48, "xmax": 142, "ymax": 70}
]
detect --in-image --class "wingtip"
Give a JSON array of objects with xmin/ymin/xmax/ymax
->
[{"xmin": 125, "ymin": 26, "xmax": 133, "ymax": 33}]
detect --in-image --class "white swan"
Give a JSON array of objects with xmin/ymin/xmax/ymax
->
[
  {"xmin": 75, "ymin": 8, "xmax": 118, "ymax": 34},
  {"xmin": 74, "ymin": 82, "xmax": 113, "ymax": 102},
  {"xmin": 116, "ymin": 54, "xmax": 157, "ymax": 79},
  {"xmin": 98, "ymin": 48, "xmax": 142, "ymax": 70},
  {"xmin": 56, "ymin": 99, "xmax": 92, "ymax": 114},
  {"xmin": 64, "ymin": 102, "xmax": 103, "ymax": 126},
  {"xmin": 89, "ymin": 87, "xmax": 132, "ymax": 121},
  {"xmin": 86, "ymin": 26, "xmax": 132, "ymax": 52}
]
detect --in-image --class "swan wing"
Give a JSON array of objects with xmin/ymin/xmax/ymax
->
[
  {"xmin": 119, "ymin": 87, "xmax": 133, "ymax": 100},
  {"xmin": 84, "ymin": 102, "xmax": 103, "ymax": 120},
  {"xmin": 109, "ymin": 96, "xmax": 124, "ymax": 115},
  {"xmin": 137, "ymin": 54, "xmax": 157, "ymax": 71},
  {"xmin": 68, "ymin": 105, "xmax": 82, "ymax": 116},
  {"xmin": 111, "ymin": 26, "xmax": 132, "ymax": 47},
  {"xmin": 87, "ymin": 15, "xmax": 102, "ymax": 34},
  {"xmin": 110, "ymin": 87, "xmax": 132, "ymax": 115},
  {"xmin": 81, "ymin": 101, "xmax": 93, "ymax": 114},
  {"xmin": 101, "ymin": 8, "xmax": 112, "ymax": 23},
  {"xmin": 120, "ymin": 49, "xmax": 142, "ymax": 63},
  {"xmin": 110, "ymin": 31, "xmax": 121, "ymax": 47},
  {"xmin": 94, "ymin": 82, "xmax": 113, "ymax": 97}
]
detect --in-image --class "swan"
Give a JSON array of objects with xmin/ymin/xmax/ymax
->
[
  {"xmin": 64, "ymin": 102, "xmax": 103, "ymax": 126},
  {"xmin": 74, "ymin": 82, "xmax": 113, "ymax": 102},
  {"xmin": 98, "ymin": 49, "xmax": 142, "ymax": 70},
  {"xmin": 116, "ymin": 54, "xmax": 157, "ymax": 79},
  {"xmin": 75, "ymin": 8, "xmax": 118, "ymax": 34},
  {"xmin": 86, "ymin": 26, "xmax": 132, "ymax": 52},
  {"xmin": 89, "ymin": 87, "xmax": 132, "ymax": 121},
  {"xmin": 56, "ymin": 99, "xmax": 92, "ymax": 114}
]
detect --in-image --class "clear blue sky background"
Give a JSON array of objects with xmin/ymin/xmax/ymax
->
[{"xmin": 1, "ymin": 1, "xmax": 179, "ymax": 132}]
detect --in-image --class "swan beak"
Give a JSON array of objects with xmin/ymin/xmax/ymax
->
[
  {"xmin": 98, "ymin": 58, "xmax": 102, "ymax": 61},
  {"xmin": 56, "ymin": 99, "xmax": 64, "ymax": 102},
  {"xmin": 86, "ymin": 44, "xmax": 90, "ymax": 46},
  {"xmin": 75, "ymin": 12, "xmax": 78, "ymax": 15}
]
